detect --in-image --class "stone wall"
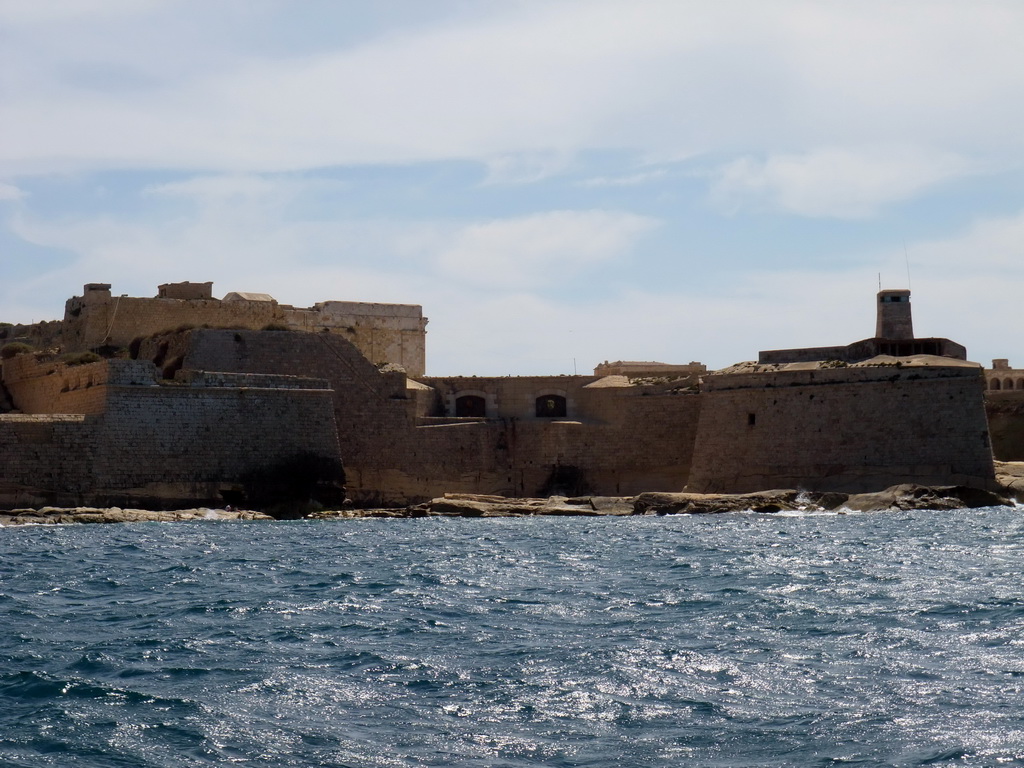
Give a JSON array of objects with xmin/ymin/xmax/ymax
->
[
  {"xmin": 0, "ymin": 354, "xmax": 344, "ymax": 510},
  {"xmin": 62, "ymin": 284, "xmax": 428, "ymax": 377},
  {"xmin": 284, "ymin": 301, "xmax": 427, "ymax": 377},
  {"xmin": 688, "ymin": 365, "xmax": 995, "ymax": 493},
  {"xmin": 169, "ymin": 329, "xmax": 701, "ymax": 505},
  {"xmin": 63, "ymin": 294, "xmax": 281, "ymax": 351},
  {"xmin": 985, "ymin": 391, "xmax": 1024, "ymax": 461},
  {"xmin": 2, "ymin": 355, "xmax": 155, "ymax": 415},
  {"xmin": 92, "ymin": 381, "xmax": 341, "ymax": 506},
  {"xmin": 0, "ymin": 414, "xmax": 98, "ymax": 507}
]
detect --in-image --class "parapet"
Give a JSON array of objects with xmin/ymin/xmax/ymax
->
[
  {"xmin": 158, "ymin": 282, "xmax": 213, "ymax": 300},
  {"xmin": 594, "ymin": 360, "xmax": 706, "ymax": 377}
]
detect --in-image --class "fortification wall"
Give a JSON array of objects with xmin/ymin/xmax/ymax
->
[
  {"xmin": 355, "ymin": 390, "xmax": 700, "ymax": 504},
  {"xmin": 2, "ymin": 356, "xmax": 157, "ymax": 415},
  {"xmin": 0, "ymin": 348, "xmax": 343, "ymax": 509},
  {"xmin": 174, "ymin": 330, "xmax": 411, "ymax": 501},
  {"xmin": 688, "ymin": 366, "xmax": 995, "ymax": 493},
  {"xmin": 63, "ymin": 285, "xmax": 427, "ymax": 376},
  {"xmin": 985, "ymin": 391, "xmax": 1024, "ymax": 461},
  {"xmin": 0, "ymin": 414, "xmax": 99, "ymax": 507},
  {"xmin": 64, "ymin": 295, "xmax": 282, "ymax": 351},
  {"xmin": 284, "ymin": 301, "xmax": 427, "ymax": 377},
  {"xmin": 168, "ymin": 329, "xmax": 700, "ymax": 505},
  {"xmin": 92, "ymin": 382, "xmax": 340, "ymax": 505}
]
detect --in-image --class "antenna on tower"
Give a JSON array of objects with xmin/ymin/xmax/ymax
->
[
  {"xmin": 878, "ymin": 272, "xmax": 881, "ymax": 291},
  {"xmin": 903, "ymin": 240, "xmax": 912, "ymax": 290}
]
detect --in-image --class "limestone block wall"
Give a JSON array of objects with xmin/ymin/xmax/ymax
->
[
  {"xmin": 64, "ymin": 294, "xmax": 282, "ymax": 350},
  {"xmin": 985, "ymin": 391, "xmax": 1024, "ymax": 461},
  {"xmin": 175, "ymin": 329, "xmax": 411, "ymax": 499},
  {"xmin": 170, "ymin": 329, "xmax": 701, "ymax": 505},
  {"xmin": 2, "ymin": 354, "xmax": 117, "ymax": 415},
  {"xmin": 688, "ymin": 366, "xmax": 995, "ymax": 493},
  {"xmin": 0, "ymin": 348, "xmax": 343, "ymax": 508},
  {"xmin": 423, "ymin": 376, "xmax": 598, "ymax": 420},
  {"xmin": 359, "ymin": 389, "xmax": 702, "ymax": 504},
  {"xmin": 93, "ymin": 383, "xmax": 340, "ymax": 499},
  {"xmin": 0, "ymin": 414, "xmax": 99, "ymax": 506},
  {"xmin": 62, "ymin": 287, "xmax": 428, "ymax": 376},
  {"xmin": 284, "ymin": 301, "xmax": 427, "ymax": 377}
]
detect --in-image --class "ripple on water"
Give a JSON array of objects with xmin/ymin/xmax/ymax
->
[{"xmin": 3, "ymin": 511, "xmax": 1024, "ymax": 766}]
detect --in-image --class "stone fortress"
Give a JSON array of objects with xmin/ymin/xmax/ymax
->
[{"xmin": 0, "ymin": 281, "xmax": 1007, "ymax": 511}]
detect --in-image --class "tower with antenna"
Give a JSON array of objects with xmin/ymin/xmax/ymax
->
[{"xmin": 876, "ymin": 289, "xmax": 913, "ymax": 340}]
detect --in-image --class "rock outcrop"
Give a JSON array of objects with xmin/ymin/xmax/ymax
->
[
  {"xmin": 842, "ymin": 484, "xmax": 1010, "ymax": 512},
  {"xmin": 0, "ymin": 507, "xmax": 273, "ymax": 525},
  {"xmin": 995, "ymin": 461, "xmax": 1024, "ymax": 501}
]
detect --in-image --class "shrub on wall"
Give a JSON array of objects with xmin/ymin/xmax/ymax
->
[
  {"xmin": 61, "ymin": 351, "xmax": 102, "ymax": 366},
  {"xmin": 1, "ymin": 342, "xmax": 33, "ymax": 359}
]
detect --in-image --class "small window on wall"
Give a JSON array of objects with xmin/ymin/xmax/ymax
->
[
  {"xmin": 455, "ymin": 395, "xmax": 486, "ymax": 417},
  {"xmin": 536, "ymin": 395, "xmax": 567, "ymax": 418}
]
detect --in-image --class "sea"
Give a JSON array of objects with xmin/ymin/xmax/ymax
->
[{"xmin": 2, "ymin": 508, "xmax": 1024, "ymax": 768}]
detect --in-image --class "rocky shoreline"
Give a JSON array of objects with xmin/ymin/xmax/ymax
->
[
  {"xmin": 0, "ymin": 507, "xmax": 274, "ymax": 526},
  {"xmin": 3, "ymin": 464, "xmax": 1023, "ymax": 525}
]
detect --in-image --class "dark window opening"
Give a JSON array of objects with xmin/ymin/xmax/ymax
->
[
  {"xmin": 748, "ymin": 413, "xmax": 756, "ymax": 426},
  {"xmin": 455, "ymin": 395, "xmax": 487, "ymax": 417},
  {"xmin": 536, "ymin": 395, "xmax": 567, "ymax": 418}
]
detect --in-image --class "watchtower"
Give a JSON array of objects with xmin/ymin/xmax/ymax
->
[{"xmin": 876, "ymin": 289, "xmax": 913, "ymax": 340}]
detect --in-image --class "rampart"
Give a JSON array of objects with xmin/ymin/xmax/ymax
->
[
  {"xmin": 688, "ymin": 364, "xmax": 995, "ymax": 493},
  {"xmin": 0, "ymin": 281, "xmax": 1004, "ymax": 509},
  {"xmin": 61, "ymin": 282, "xmax": 428, "ymax": 377},
  {"xmin": 0, "ymin": 355, "xmax": 344, "ymax": 509},
  {"xmin": 131, "ymin": 329, "xmax": 701, "ymax": 505}
]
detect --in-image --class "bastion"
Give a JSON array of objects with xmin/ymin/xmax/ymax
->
[{"xmin": 0, "ymin": 282, "xmax": 1002, "ymax": 509}]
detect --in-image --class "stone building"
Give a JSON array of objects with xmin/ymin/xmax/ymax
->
[
  {"xmin": 759, "ymin": 289, "xmax": 966, "ymax": 364},
  {"xmin": 62, "ymin": 281, "xmax": 428, "ymax": 377},
  {"xmin": 0, "ymin": 282, "xmax": 1000, "ymax": 509}
]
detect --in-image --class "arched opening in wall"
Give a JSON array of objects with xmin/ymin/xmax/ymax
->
[
  {"xmin": 992, "ymin": 379, "xmax": 1002, "ymax": 391},
  {"xmin": 455, "ymin": 395, "xmax": 487, "ymax": 417},
  {"xmin": 1005, "ymin": 379, "xmax": 1014, "ymax": 391},
  {"xmin": 536, "ymin": 394, "xmax": 567, "ymax": 418},
  {"xmin": 162, "ymin": 356, "xmax": 183, "ymax": 381}
]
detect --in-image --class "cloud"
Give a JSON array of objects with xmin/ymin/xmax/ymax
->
[
  {"xmin": 577, "ymin": 169, "xmax": 668, "ymax": 188},
  {"xmin": 0, "ymin": 182, "xmax": 25, "ymax": 201},
  {"xmin": 437, "ymin": 210, "xmax": 659, "ymax": 288},
  {"xmin": 0, "ymin": 0, "xmax": 168, "ymax": 26},
  {"xmin": 709, "ymin": 147, "xmax": 974, "ymax": 218},
  {"xmin": 482, "ymin": 152, "xmax": 574, "ymax": 185},
  {"xmin": 2, "ymin": 0, "xmax": 1023, "ymax": 183}
]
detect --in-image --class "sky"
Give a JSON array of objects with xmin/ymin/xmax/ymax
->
[{"xmin": 2, "ymin": 0, "xmax": 1024, "ymax": 375}]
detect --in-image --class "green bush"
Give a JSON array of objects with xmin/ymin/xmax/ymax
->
[
  {"xmin": 0, "ymin": 342, "xmax": 33, "ymax": 359},
  {"xmin": 61, "ymin": 351, "xmax": 102, "ymax": 366}
]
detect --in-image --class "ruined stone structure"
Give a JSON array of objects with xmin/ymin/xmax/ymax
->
[
  {"xmin": 62, "ymin": 282, "xmax": 427, "ymax": 377},
  {"xmin": 0, "ymin": 282, "xmax": 999, "ymax": 509},
  {"xmin": 593, "ymin": 360, "xmax": 707, "ymax": 379}
]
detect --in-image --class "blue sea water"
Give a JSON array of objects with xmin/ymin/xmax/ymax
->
[{"xmin": 2, "ymin": 509, "xmax": 1024, "ymax": 767}]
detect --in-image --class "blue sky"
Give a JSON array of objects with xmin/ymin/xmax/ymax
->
[{"xmin": 2, "ymin": 0, "xmax": 1023, "ymax": 375}]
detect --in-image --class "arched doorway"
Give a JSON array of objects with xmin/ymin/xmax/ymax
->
[
  {"xmin": 535, "ymin": 394, "xmax": 567, "ymax": 418},
  {"xmin": 455, "ymin": 394, "xmax": 487, "ymax": 417}
]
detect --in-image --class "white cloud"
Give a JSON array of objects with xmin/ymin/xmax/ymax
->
[
  {"xmin": 437, "ymin": 210, "xmax": 659, "ymax": 288},
  {"xmin": 709, "ymin": 147, "xmax": 974, "ymax": 218},
  {"xmin": 0, "ymin": 182, "xmax": 25, "ymax": 200},
  {"xmin": 2, "ymin": 0, "xmax": 1022, "ymax": 183},
  {"xmin": 578, "ymin": 169, "xmax": 668, "ymax": 188},
  {"xmin": 0, "ymin": 0, "xmax": 168, "ymax": 26},
  {"xmin": 483, "ymin": 152, "xmax": 574, "ymax": 185}
]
